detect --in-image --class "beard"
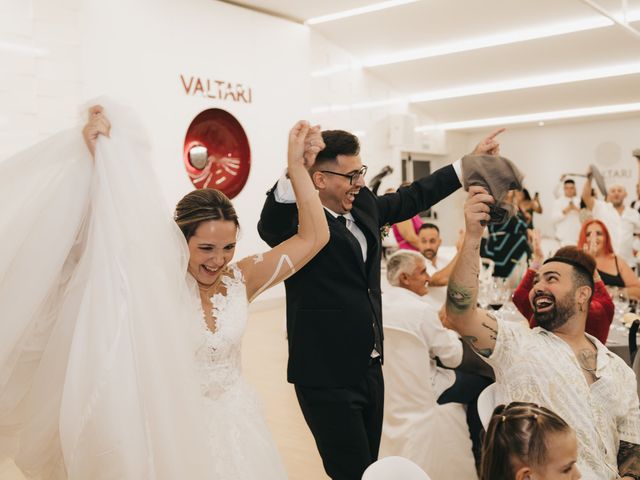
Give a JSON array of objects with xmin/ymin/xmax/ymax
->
[
  {"xmin": 533, "ymin": 291, "xmax": 576, "ymax": 331},
  {"xmin": 422, "ymin": 249, "xmax": 436, "ymax": 260}
]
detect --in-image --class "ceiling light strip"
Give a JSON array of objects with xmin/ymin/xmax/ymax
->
[
  {"xmin": 310, "ymin": 8, "xmax": 640, "ymax": 75},
  {"xmin": 415, "ymin": 102, "xmax": 640, "ymax": 131},
  {"xmin": 305, "ymin": 0, "xmax": 419, "ymax": 25},
  {"xmin": 409, "ymin": 62, "xmax": 640, "ymax": 103}
]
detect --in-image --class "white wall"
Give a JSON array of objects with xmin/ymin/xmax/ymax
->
[
  {"xmin": 462, "ymin": 116, "xmax": 640, "ymax": 239},
  {"xmin": 1, "ymin": 0, "xmax": 310, "ymax": 303},
  {"xmin": 80, "ymin": 0, "xmax": 310, "ymax": 264}
]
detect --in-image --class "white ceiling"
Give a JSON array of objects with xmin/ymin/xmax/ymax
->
[{"xmin": 225, "ymin": 0, "xmax": 640, "ymax": 130}]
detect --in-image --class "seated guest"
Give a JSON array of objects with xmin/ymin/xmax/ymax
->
[
  {"xmin": 480, "ymin": 191, "xmax": 531, "ymax": 281},
  {"xmin": 512, "ymin": 232, "xmax": 613, "ymax": 343},
  {"xmin": 418, "ymin": 223, "xmax": 460, "ymax": 286},
  {"xmin": 578, "ymin": 219, "xmax": 640, "ymax": 299},
  {"xmin": 447, "ymin": 186, "xmax": 640, "ymax": 480},
  {"xmin": 480, "ymin": 402, "xmax": 580, "ymax": 480},
  {"xmin": 392, "ymin": 213, "xmax": 423, "ymax": 251},
  {"xmin": 384, "ymin": 250, "xmax": 491, "ymax": 467}
]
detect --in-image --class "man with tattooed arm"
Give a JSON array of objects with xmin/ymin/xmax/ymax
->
[{"xmin": 446, "ymin": 186, "xmax": 640, "ymax": 480}]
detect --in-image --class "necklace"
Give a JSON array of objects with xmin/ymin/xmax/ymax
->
[{"xmin": 577, "ymin": 349, "xmax": 597, "ymax": 373}]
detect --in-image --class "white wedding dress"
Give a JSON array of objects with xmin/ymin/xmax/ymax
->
[
  {"xmin": 0, "ymin": 100, "xmax": 285, "ymax": 479},
  {"xmin": 195, "ymin": 263, "xmax": 287, "ymax": 479}
]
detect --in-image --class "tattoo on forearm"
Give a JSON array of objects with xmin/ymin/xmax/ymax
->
[
  {"xmin": 447, "ymin": 281, "xmax": 475, "ymax": 314},
  {"xmin": 462, "ymin": 335, "xmax": 493, "ymax": 358},
  {"xmin": 618, "ymin": 441, "xmax": 640, "ymax": 476}
]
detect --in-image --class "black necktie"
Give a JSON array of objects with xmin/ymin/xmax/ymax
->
[{"xmin": 337, "ymin": 215, "xmax": 382, "ymax": 356}]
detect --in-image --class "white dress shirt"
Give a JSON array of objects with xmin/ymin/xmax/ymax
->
[
  {"xmin": 382, "ymin": 286, "xmax": 462, "ymax": 397},
  {"xmin": 551, "ymin": 195, "xmax": 581, "ymax": 246},
  {"xmin": 592, "ymin": 200, "xmax": 640, "ymax": 266},
  {"xmin": 486, "ymin": 319, "xmax": 640, "ymax": 480}
]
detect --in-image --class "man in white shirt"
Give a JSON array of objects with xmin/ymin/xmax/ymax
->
[
  {"xmin": 417, "ymin": 223, "xmax": 457, "ymax": 281},
  {"xmin": 447, "ymin": 186, "xmax": 640, "ymax": 480},
  {"xmin": 383, "ymin": 249, "xmax": 491, "ymax": 466},
  {"xmin": 582, "ymin": 170, "xmax": 640, "ymax": 267},
  {"xmin": 552, "ymin": 178, "xmax": 581, "ymax": 246}
]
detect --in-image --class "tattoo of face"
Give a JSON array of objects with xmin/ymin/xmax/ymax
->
[{"xmin": 447, "ymin": 281, "xmax": 474, "ymax": 313}]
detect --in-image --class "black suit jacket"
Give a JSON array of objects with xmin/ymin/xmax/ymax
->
[{"xmin": 257, "ymin": 165, "xmax": 461, "ymax": 388}]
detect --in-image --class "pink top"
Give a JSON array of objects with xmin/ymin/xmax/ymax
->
[{"xmin": 392, "ymin": 215, "xmax": 423, "ymax": 251}]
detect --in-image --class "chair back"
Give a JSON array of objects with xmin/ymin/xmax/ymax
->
[
  {"xmin": 629, "ymin": 319, "xmax": 640, "ymax": 364},
  {"xmin": 382, "ymin": 325, "xmax": 437, "ymax": 414},
  {"xmin": 477, "ymin": 383, "xmax": 499, "ymax": 431},
  {"xmin": 362, "ymin": 456, "xmax": 431, "ymax": 480}
]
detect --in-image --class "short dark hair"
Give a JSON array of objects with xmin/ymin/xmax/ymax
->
[
  {"xmin": 551, "ymin": 246, "xmax": 596, "ymax": 299},
  {"xmin": 313, "ymin": 130, "xmax": 360, "ymax": 169},
  {"xmin": 563, "ymin": 179, "xmax": 575, "ymax": 185},
  {"xmin": 418, "ymin": 223, "xmax": 439, "ymax": 234}
]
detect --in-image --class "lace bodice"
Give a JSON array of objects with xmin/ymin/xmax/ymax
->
[{"xmin": 195, "ymin": 263, "xmax": 248, "ymax": 399}]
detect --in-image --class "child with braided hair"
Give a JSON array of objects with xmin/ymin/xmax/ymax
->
[{"xmin": 481, "ymin": 402, "xmax": 581, "ymax": 480}]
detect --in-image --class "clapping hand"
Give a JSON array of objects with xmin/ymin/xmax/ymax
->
[
  {"xmin": 82, "ymin": 105, "xmax": 111, "ymax": 157},
  {"xmin": 471, "ymin": 128, "xmax": 506, "ymax": 156}
]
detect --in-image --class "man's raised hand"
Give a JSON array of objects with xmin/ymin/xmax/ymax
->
[
  {"xmin": 464, "ymin": 186, "xmax": 494, "ymax": 239},
  {"xmin": 471, "ymin": 127, "xmax": 505, "ymax": 156}
]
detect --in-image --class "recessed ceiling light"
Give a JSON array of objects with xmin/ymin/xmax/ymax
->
[
  {"xmin": 415, "ymin": 102, "xmax": 640, "ymax": 131},
  {"xmin": 305, "ymin": 0, "xmax": 420, "ymax": 25}
]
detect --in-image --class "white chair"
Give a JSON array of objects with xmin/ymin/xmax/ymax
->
[
  {"xmin": 477, "ymin": 383, "xmax": 499, "ymax": 431},
  {"xmin": 380, "ymin": 325, "xmax": 477, "ymax": 480},
  {"xmin": 362, "ymin": 456, "xmax": 431, "ymax": 480}
]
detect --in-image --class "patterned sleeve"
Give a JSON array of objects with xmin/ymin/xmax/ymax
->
[
  {"xmin": 484, "ymin": 319, "xmax": 530, "ymax": 373},
  {"xmin": 617, "ymin": 367, "xmax": 640, "ymax": 444}
]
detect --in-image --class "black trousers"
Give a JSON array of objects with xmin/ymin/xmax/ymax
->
[{"xmin": 294, "ymin": 360, "xmax": 384, "ymax": 480}]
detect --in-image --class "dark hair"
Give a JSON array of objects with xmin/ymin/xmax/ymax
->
[
  {"xmin": 174, "ymin": 188, "xmax": 239, "ymax": 240},
  {"xmin": 480, "ymin": 402, "xmax": 572, "ymax": 480},
  {"xmin": 549, "ymin": 245, "xmax": 596, "ymax": 300},
  {"xmin": 418, "ymin": 222, "xmax": 439, "ymax": 234},
  {"xmin": 312, "ymin": 130, "xmax": 360, "ymax": 169},
  {"xmin": 564, "ymin": 179, "xmax": 576, "ymax": 185}
]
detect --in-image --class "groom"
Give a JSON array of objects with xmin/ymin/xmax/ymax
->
[{"xmin": 258, "ymin": 127, "xmax": 503, "ymax": 479}]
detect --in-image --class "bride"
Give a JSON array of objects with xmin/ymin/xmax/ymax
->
[{"xmin": 0, "ymin": 103, "xmax": 328, "ymax": 479}]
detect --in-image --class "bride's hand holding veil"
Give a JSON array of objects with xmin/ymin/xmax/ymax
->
[{"xmin": 82, "ymin": 105, "xmax": 111, "ymax": 157}]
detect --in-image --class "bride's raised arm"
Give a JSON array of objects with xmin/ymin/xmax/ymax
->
[{"xmin": 239, "ymin": 121, "xmax": 329, "ymax": 301}]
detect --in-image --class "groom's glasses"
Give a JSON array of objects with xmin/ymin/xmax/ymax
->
[{"xmin": 320, "ymin": 165, "xmax": 368, "ymax": 185}]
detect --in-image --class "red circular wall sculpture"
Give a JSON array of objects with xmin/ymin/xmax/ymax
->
[{"xmin": 183, "ymin": 108, "xmax": 251, "ymax": 199}]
